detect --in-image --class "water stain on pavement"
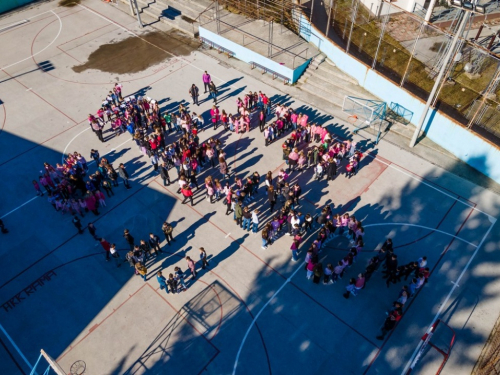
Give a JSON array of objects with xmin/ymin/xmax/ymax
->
[
  {"xmin": 72, "ymin": 30, "xmax": 200, "ymax": 74},
  {"xmin": 59, "ymin": 0, "xmax": 81, "ymax": 7}
]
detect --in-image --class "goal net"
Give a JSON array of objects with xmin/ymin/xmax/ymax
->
[{"xmin": 342, "ymin": 96, "xmax": 387, "ymax": 144}]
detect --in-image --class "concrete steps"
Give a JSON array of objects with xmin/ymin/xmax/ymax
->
[
  {"xmin": 297, "ymin": 57, "xmax": 378, "ymax": 108},
  {"xmin": 126, "ymin": 0, "xmax": 213, "ymax": 37}
]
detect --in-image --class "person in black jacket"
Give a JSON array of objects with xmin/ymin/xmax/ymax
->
[
  {"xmin": 268, "ymin": 185, "xmax": 277, "ymax": 213},
  {"xmin": 376, "ymin": 314, "xmax": 398, "ymax": 340},
  {"xmin": 123, "ymin": 229, "xmax": 135, "ymax": 250},
  {"xmin": 149, "ymin": 233, "xmax": 164, "ymax": 255},
  {"xmin": 118, "ymin": 163, "xmax": 131, "ymax": 189},
  {"xmin": 189, "ymin": 84, "xmax": 199, "ymax": 106},
  {"xmin": 326, "ymin": 158, "xmax": 337, "ymax": 181},
  {"xmin": 159, "ymin": 162, "xmax": 170, "ymax": 186},
  {"xmin": 382, "ymin": 254, "xmax": 398, "ymax": 282}
]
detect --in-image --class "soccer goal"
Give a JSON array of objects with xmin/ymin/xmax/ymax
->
[
  {"xmin": 405, "ymin": 319, "xmax": 456, "ymax": 375},
  {"xmin": 342, "ymin": 96, "xmax": 387, "ymax": 144},
  {"xmin": 30, "ymin": 349, "xmax": 68, "ymax": 375}
]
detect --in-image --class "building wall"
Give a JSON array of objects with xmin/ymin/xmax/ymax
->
[
  {"xmin": 199, "ymin": 27, "xmax": 310, "ymax": 84},
  {"xmin": 0, "ymin": 0, "xmax": 35, "ymax": 15},
  {"xmin": 297, "ymin": 13, "xmax": 500, "ymax": 183}
]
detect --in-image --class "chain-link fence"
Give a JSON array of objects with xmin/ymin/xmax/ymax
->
[
  {"xmin": 473, "ymin": 313, "xmax": 500, "ymax": 375},
  {"xmin": 316, "ymin": 0, "xmax": 500, "ymax": 145}
]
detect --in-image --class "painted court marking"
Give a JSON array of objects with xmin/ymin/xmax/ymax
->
[
  {"xmin": 0, "ymin": 10, "xmax": 62, "ymax": 71},
  {"xmin": 401, "ymin": 217, "xmax": 496, "ymax": 374},
  {"xmin": 232, "ymin": 221, "xmax": 492, "ymax": 375}
]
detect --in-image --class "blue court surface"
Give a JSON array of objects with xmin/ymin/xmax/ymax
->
[{"xmin": 0, "ymin": 1, "xmax": 499, "ymax": 375}]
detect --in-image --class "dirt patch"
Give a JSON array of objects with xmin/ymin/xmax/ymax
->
[
  {"xmin": 72, "ymin": 30, "xmax": 200, "ymax": 74},
  {"xmin": 430, "ymin": 41, "xmax": 447, "ymax": 52},
  {"xmin": 59, "ymin": 0, "xmax": 81, "ymax": 7}
]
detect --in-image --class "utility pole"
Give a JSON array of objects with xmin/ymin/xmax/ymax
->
[
  {"xmin": 424, "ymin": 0, "xmax": 438, "ymax": 22},
  {"xmin": 409, "ymin": 10, "xmax": 470, "ymax": 148}
]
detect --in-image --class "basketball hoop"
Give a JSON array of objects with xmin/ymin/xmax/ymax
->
[{"xmin": 347, "ymin": 115, "xmax": 358, "ymax": 124}]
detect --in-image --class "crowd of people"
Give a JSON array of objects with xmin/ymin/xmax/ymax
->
[{"xmin": 33, "ymin": 71, "xmax": 429, "ymax": 340}]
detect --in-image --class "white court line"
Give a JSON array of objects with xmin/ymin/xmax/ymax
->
[
  {"xmin": 61, "ymin": 127, "xmax": 91, "ymax": 163},
  {"xmin": 368, "ymin": 155, "xmax": 495, "ymax": 221},
  {"xmin": 232, "ymin": 259, "xmax": 303, "ymax": 375},
  {"xmin": 232, "ymin": 221, "xmax": 487, "ymax": 375},
  {"xmin": 329, "ymin": 134, "xmax": 495, "ymax": 221},
  {"xmin": 364, "ymin": 223, "xmax": 479, "ymax": 248},
  {"xmin": 0, "ymin": 10, "xmax": 62, "ymax": 71},
  {"xmin": 0, "ymin": 8, "xmax": 56, "ymax": 31},
  {"xmin": 0, "ymin": 196, "xmax": 38, "ymax": 219},
  {"xmin": 0, "ymin": 323, "xmax": 33, "ymax": 371},
  {"xmin": 76, "ymin": 4, "xmax": 241, "ymax": 89},
  {"xmin": 401, "ymin": 217, "xmax": 497, "ymax": 374}
]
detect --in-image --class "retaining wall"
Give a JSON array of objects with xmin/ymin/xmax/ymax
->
[{"xmin": 298, "ymin": 13, "xmax": 500, "ymax": 184}]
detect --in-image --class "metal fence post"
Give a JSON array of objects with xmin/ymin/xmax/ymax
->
[
  {"xmin": 400, "ymin": 20, "xmax": 425, "ymax": 86},
  {"xmin": 371, "ymin": 2, "xmax": 391, "ymax": 69},
  {"xmin": 326, "ymin": 0, "xmax": 333, "ymax": 36},
  {"xmin": 346, "ymin": 0, "xmax": 359, "ymax": 54}
]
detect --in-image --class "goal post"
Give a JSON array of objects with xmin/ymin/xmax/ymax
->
[
  {"xmin": 405, "ymin": 319, "xmax": 456, "ymax": 375},
  {"xmin": 342, "ymin": 96, "xmax": 387, "ymax": 144},
  {"xmin": 30, "ymin": 349, "xmax": 66, "ymax": 375}
]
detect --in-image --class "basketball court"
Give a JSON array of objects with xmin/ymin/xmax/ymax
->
[{"xmin": 1, "ymin": 1, "xmax": 500, "ymax": 375}]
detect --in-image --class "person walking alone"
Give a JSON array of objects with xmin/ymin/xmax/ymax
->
[
  {"xmin": 118, "ymin": 163, "xmax": 131, "ymax": 189},
  {"xmin": 199, "ymin": 247, "xmax": 210, "ymax": 269},
  {"xmin": 161, "ymin": 221, "xmax": 175, "ymax": 245},
  {"xmin": 189, "ymin": 84, "xmax": 199, "ymax": 106},
  {"xmin": 72, "ymin": 216, "xmax": 83, "ymax": 234},
  {"xmin": 202, "ymin": 71, "xmax": 211, "ymax": 93}
]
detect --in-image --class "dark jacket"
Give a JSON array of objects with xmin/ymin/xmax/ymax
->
[
  {"xmin": 118, "ymin": 167, "xmax": 129, "ymax": 179},
  {"xmin": 160, "ymin": 166, "xmax": 170, "ymax": 179}
]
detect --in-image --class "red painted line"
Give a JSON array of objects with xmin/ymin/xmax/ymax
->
[
  {"xmin": 146, "ymin": 283, "xmax": 220, "ymax": 351},
  {"xmin": 56, "ymin": 23, "xmax": 113, "ymax": 47},
  {"xmin": 361, "ymin": 161, "xmax": 389, "ymax": 194},
  {"xmin": 202, "ymin": 281, "xmax": 224, "ymax": 341},
  {"xmin": 0, "ymin": 118, "xmax": 85, "ymax": 167},
  {"xmin": 153, "ymin": 179, "xmax": 288, "ymax": 281},
  {"xmin": 56, "ymin": 45, "xmax": 81, "ymax": 63},
  {"xmin": 153, "ymin": 278, "xmax": 224, "ymax": 342},
  {"xmin": 207, "ymin": 269, "xmax": 272, "ymax": 374},
  {"xmin": 361, "ymin": 200, "xmax": 475, "ymax": 375},
  {"xmin": 290, "ymin": 282, "xmax": 381, "ymax": 348},
  {"xmin": 57, "ymin": 283, "xmax": 148, "ymax": 361},
  {"xmin": 0, "ymin": 68, "xmax": 78, "ymax": 124}
]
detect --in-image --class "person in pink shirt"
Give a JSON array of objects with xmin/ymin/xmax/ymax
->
[
  {"xmin": 300, "ymin": 114, "xmax": 308, "ymax": 127},
  {"xmin": 202, "ymin": 71, "xmax": 211, "ymax": 93},
  {"xmin": 291, "ymin": 111, "xmax": 298, "ymax": 130},
  {"xmin": 234, "ymin": 117, "xmax": 240, "ymax": 134},
  {"xmin": 242, "ymin": 115, "xmax": 250, "ymax": 133}
]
